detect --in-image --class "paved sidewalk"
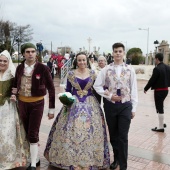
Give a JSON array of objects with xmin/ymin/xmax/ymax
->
[{"xmin": 13, "ymin": 78, "xmax": 170, "ymax": 170}]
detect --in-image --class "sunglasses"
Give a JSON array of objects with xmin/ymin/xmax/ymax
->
[{"xmin": 25, "ymin": 50, "xmax": 36, "ymax": 54}]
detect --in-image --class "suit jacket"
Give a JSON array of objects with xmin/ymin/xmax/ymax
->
[
  {"xmin": 144, "ymin": 62, "xmax": 170, "ymax": 91},
  {"xmin": 13, "ymin": 60, "xmax": 55, "ymax": 108}
]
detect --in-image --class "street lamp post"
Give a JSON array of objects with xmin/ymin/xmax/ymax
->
[
  {"xmin": 87, "ymin": 37, "xmax": 92, "ymax": 53},
  {"xmin": 51, "ymin": 41, "xmax": 52, "ymax": 54},
  {"xmin": 153, "ymin": 40, "xmax": 159, "ymax": 65},
  {"xmin": 139, "ymin": 27, "xmax": 149, "ymax": 65},
  {"xmin": 121, "ymin": 41, "xmax": 128, "ymax": 60},
  {"xmin": 154, "ymin": 40, "xmax": 159, "ymax": 53},
  {"xmin": 15, "ymin": 37, "xmax": 20, "ymax": 65}
]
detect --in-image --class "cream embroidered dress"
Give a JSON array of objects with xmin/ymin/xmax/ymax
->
[
  {"xmin": 44, "ymin": 70, "xmax": 110, "ymax": 169},
  {"xmin": 0, "ymin": 50, "xmax": 29, "ymax": 170}
]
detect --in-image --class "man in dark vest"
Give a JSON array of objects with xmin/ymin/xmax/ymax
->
[
  {"xmin": 144, "ymin": 53, "xmax": 170, "ymax": 132},
  {"xmin": 12, "ymin": 43, "xmax": 55, "ymax": 170}
]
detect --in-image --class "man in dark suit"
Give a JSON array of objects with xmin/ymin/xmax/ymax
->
[{"xmin": 144, "ymin": 53, "xmax": 170, "ymax": 132}]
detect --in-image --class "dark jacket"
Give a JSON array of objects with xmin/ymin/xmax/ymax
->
[
  {"xmin": 144, "ymin": 62, "xmax": 170, "ymax": 91},
  {"xmin": 47, "ymin": 61, "xmax": 53, "ymax": 71},
  {"xmin": 89, "ymin": 54, "xmax": 97, "ymax": 61},
  {"xmin": 13, "ymin": 60, "xmax": 55, "ymax": 108}
]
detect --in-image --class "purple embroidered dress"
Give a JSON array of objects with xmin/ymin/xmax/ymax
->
[{"xmin": 44, "ymin": 70, "xmax": 110, "ymax": 169}]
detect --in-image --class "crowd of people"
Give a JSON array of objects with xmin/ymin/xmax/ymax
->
[
  {"xmin": 46, "ymin": 52, "xmax": 117, "ymax": 79},
  {"xmin": 0, "ymin": 42, "xmax": 170, "ymax": 170}
]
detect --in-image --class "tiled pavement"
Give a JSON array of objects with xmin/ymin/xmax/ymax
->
[{"xmin": 13, "ymin": 78, "xmax": 170, "ymax": 170}]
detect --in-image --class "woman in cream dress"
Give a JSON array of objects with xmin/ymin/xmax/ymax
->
[{"xmin": 0, "ymin": 50, "xmax": 29, "ymax": 169}]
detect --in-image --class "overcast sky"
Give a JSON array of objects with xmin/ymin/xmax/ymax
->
[{"xmin": 1, "ymin": 0, "xmax": 170, "ymax": 55}]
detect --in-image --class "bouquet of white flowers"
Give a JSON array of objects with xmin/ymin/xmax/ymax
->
[{"xmin": 58, "ymin": 92, "xmax": 75, "ymax": 106}]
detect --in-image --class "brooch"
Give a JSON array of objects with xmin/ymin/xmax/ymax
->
[
  {"xmin": 36, "ymin": 74, "xmax": 41, "ymax": 79},
  {"xmin": 77, "ymin": 90, "xmax": 88, "ymax": 98}
]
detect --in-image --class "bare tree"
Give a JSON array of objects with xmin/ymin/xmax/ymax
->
[
  {"xmin": 11, "ymin": 24, "xmax": 33, "ymax": 53},
  {"xmin": 0, "ymin": 20, "xmax": 15, "ymax": 52},
  {"xmin": 0, "ymin": 20, "xmax": 33, "ymax": 53}
]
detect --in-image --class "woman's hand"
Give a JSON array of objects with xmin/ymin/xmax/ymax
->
[
  {"xmin": 104, "ymin": 89, "xmax": 110, "ymax": 96},
  {"xmin": 48, "ymin": 113, "xmax": 54, "ymax": 119},
  {"xmin": 131, "ymin": 112, "xmax": 135, "ymax": 119},
  {"xmin": 111, "ymin": 94, "xmax": 122, "ymax": 102}
]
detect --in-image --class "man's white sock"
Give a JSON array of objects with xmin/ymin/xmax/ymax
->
[
  {"xmin": 30, "ymin": 143, "xmax": 38, "ymax": 167},
  {"xmin": 158, "ymin": 114, "xmax": 164, "ymax": 129}
]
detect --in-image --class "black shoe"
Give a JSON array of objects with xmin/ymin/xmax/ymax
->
[
  {"xmin": 151, "ymin": 127, "xmax": 164, "ymax": 132},
  {"xmin": 36, "ymin": 160, "xmax": 40, "ymax": 166},
  {"xmin": 26, "ymin": 166, "xmax": 36, "ymax": 170},
  {"xmin": 27, "ymin": 160, "xmax": 40, "ymax": 168},
  {"xmin": 164, "ymin": 124, "xmax": 167, "ymax": 128},
  {"xmin": 110, "ymin": 160, "xmax": 119, "ymax": 169}
]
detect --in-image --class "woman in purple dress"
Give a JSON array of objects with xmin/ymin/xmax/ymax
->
[{"xmin": 44, "ymin": 52, "xmax": 110, "ymax": 170}]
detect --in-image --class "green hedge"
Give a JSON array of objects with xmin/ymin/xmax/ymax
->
[{"xmin": 12, "ymin": 59, "xmax": 23, "ymax": 63}]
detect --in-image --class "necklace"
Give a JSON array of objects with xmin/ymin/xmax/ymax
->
[
  {"xmin": 77, "ymin": 68, "xmax": 87, "ymax": 74},
  {"xmin": 76, "ymin": 68, "xmax": 89, "ymax": 79}
]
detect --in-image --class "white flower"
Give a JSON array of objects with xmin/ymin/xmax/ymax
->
[
  {"xmin": 65, "ymin": 92, "xmax": 72, "ymax": 98},
  {"xmin": 58, "ymin": 92, "xmax": 75, "ymax": 107},
  {"xmin": 58, "ymin": 93, "xmax": 63, "ymax": 97},
  {"xmin": 57, "ymin": 92, "xmax": 72, "ymax": 98}
]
